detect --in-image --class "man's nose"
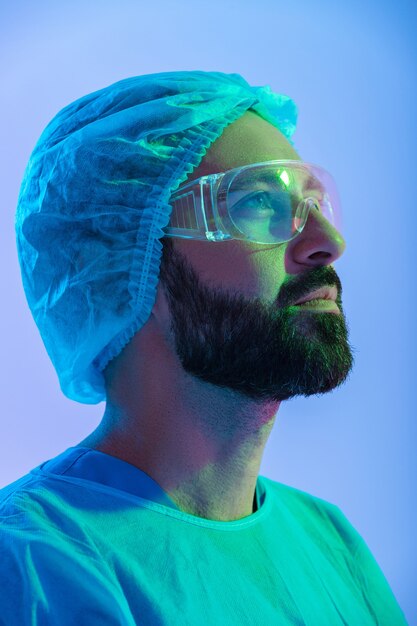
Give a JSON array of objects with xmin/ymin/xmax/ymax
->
[{"xmin": 286, "ymin": 204, "xmax": 346, "ymax": 268}]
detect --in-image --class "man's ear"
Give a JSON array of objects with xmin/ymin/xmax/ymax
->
[{"xmin": 150, "ymin": 280, "xmax": 171, "ymax": 325}]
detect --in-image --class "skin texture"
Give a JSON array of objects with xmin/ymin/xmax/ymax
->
[{"xmin": 77, "ymin": 110, "xmax": 356, "ymax": 521}]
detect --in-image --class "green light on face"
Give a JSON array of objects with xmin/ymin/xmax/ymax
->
[{"xmin": 278, "ymin": 170, "xmax": 290, "ymax": 188}]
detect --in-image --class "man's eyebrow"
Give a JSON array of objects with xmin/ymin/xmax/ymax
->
[
  {"xmin": 237, "ymin": 169, "xmax": 325, "ymax": 193},
  {"xmin": 303, "ymin": 173, "xmax": 325, "ymax": 193}
]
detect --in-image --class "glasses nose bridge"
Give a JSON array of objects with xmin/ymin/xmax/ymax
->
[
  {"xmin": 297, "ymin": 195, "xmax": 343, "ymax": 244},
  {"xmin": 287, "ymin": 195, "xmax": 312, "ymax": 236}
]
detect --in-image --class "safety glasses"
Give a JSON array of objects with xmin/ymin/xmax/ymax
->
[{"xmin": 164, "ymin": 160, "xmax": 342, "ymax": 245}]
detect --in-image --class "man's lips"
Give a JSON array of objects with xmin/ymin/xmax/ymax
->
[
  {"xmin": 293, "ymin": 285, "xmax": 338, "ymax": 306},
  {"xmin": 294, "ymin": 299, "xmax": 340, "ymax": 313}
]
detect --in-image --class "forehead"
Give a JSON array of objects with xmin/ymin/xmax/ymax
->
[{"xmin": 187, "ymin": 109, "xmax": 302, "ymax": 182}]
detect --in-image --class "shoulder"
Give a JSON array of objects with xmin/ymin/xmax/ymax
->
[{"xmin": 0, "ymin": 474, "xmax": 118, "ymax": 625}]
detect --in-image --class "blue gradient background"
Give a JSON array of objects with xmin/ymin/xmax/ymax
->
[{"xmin": 1, "ymin": 0, "xmax": 415, "ymax": 622}]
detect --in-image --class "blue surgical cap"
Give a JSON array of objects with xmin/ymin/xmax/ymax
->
[{"xmin": 15, "ymin": 70, "xmax": 298, "ymax": 405}]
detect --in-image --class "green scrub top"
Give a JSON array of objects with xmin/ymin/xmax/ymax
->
[{"xmin": 0, "ymin": 446, "xmax": 408, "ymax": 625}]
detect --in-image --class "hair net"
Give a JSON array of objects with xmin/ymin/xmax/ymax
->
[{"xmin": 15, "ymin": 70, "xmax": 298, "ymax": 405}]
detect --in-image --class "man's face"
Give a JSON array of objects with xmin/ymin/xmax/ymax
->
[{"xmin": 158, "ymin": 111, "xmax": 355, "ymax": 402}]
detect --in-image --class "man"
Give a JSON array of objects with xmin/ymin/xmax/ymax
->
[
  {"xmin": 78, "ymin": 108, "xmax": 352, "ymax": 522},
  {"xmin": 1, "ymin": 71, "xmax": 408, "ymax": 624}
]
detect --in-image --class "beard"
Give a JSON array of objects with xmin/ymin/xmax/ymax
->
[{"xmin": 158, "ymin": 239, "xmax": 356, "ymax": 403}]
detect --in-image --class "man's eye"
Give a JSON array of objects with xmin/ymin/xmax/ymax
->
[{"xmin": 233, "ymin": 191, "xmax": 275, "ymax": 213}]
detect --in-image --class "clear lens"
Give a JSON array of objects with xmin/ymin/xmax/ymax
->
[{"xmin": 221, "ymin": 163, "xmax": 342, "ymax": 244}]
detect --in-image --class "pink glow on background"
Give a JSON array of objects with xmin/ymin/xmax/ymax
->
[{"xmin": 1, "ymin": 0, "xmax": 415, "ymax": 622}]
